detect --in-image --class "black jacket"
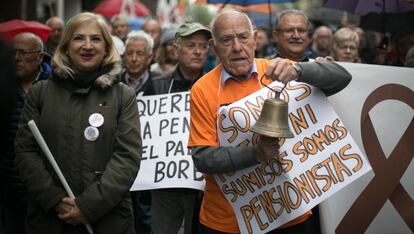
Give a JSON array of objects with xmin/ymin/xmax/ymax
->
[
  {"xmin": 149, "ymin": 66, "xmax": 203, "ymax": 95},
  {"xmin": 15, "ymin": 63, "xmax": 141, "ymax": 234}
]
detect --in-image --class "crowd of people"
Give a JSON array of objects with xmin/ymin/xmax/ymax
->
[{"xmin": 0, "ymin": 6, "xmax": 413, "ymax": 234}]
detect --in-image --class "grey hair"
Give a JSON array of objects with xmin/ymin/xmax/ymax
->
[
  {"xmin": 333, "ymin": 27, "xmax": 360, "ymax": 49},
  {"xmin": 274, "ymin": 9, "xmax": 311, "ymax": 31},
  {"xmin": 125, "ymin": 30, "xmax": 154, "ymax": 54},
  {"xmin": 211, "ymin": 10, "xmax": 253, "ymax": 43},
  {"xmin": 110, "ymin": 14, "xmax": 129, "ymax": 26}
]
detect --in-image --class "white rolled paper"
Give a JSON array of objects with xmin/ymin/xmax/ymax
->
[{"xmin": 28, "ymin": 120, "xmax": 94, "ymax": 234}]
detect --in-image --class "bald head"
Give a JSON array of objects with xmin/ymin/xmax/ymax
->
[
  {"xmin": 142, "ymin": 19, "xmax": 161, "ymax": 30},
  {"xmin": 13, "ymin": 32, "xmax": 44, "ymax": 81},
  {"xmin": 46, "ymin": 16, "xmax": 64, "ymax": 46},
  {"xmin": 46, "ymin": 16, "xmax": 63, "ymax": 27},
  {"xmin": 313, "ymin": 25, "xmax": 333, "ymax": 52},
  {"xmin": 14, "ymin": 32, "xmax": 43, "ymax": 51},
  {"xmin": 142, "ymin": 19, "xmax": 161, "ymax": 47},
  {"xmin": 313, "ymin": 26, "xmax": 333, "ymax": 39},
  {"xmin": 210, "ymin": 10, "xmax": 256, "ymax": 79},
  {"xmin": 211, "ymin": 10, "xmax": 253, "ymax": 43}
]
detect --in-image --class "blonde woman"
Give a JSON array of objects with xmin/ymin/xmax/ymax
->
[
  {"xmin": 332, "ymin": 27, "xmax": 360, "ymax": 62},
  {"xmin": 15, "ymin": 12, "xmax": 141, "ymax": 234}
]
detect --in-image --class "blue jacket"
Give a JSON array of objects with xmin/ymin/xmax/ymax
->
[{"xmin": 0, "ymin": 61, "xmax": 51, "ymax": 206}]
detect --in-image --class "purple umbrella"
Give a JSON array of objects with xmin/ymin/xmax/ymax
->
[
  {"xmin": 208, "ymin": 0, "xmax": 295, "ymax": 35},
  {"xmin": 208, "ymin": 0, "xmax": 294, "ymax": 5},
  {"xmin": 324, "ymin": 0, "xmax": 414, "ymax": 15}
]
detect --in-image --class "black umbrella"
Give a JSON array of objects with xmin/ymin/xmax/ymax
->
[
  {"xmin": 324, "ymin": 0, "xmax": 414, "ymax": 33},
  {"xmin": 360, "ymin": 11, "xmax": 414, "ymax": 33}
]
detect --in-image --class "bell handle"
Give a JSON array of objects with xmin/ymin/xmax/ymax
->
[{"xmin": 259, "ymin": 73, "xmax": 288, "ymax": 98}]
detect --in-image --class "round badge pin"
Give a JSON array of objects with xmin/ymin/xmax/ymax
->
[
  {"xmin": 89, "ymin": 113, "xmax": 104, "ymax": 128},
  {"xmin": 84, "ymin": 126, "xmax": 99, "ymax": 141}
]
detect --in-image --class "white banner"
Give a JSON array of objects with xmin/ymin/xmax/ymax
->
[
  {"xmin": 321, "ymin": 63, "xmax": 414, "ymax": 234},
  {"xmin": 130, "ymin": 92, "xmax": 205, "ymax": 191},
  {"xmin": 216, "ymin": 81, "xmax": 371, "ymax": 234}
]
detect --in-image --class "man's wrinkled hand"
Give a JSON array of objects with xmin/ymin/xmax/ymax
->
[{"xmin": 265, "ymin": 58, "xmax": 299, "ymax": 84}]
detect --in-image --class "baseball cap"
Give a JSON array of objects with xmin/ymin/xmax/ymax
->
[{"xmin": 175, "ymin": 22, "xmax": 211, "ymax": 39}]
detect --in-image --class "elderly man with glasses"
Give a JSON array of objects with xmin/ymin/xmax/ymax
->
[
  {"xmin": 271, "ymin": 9, "xmax": 313, "ymax": 62},
  {"xmin": 12, "ymin": 32, "xmax": 51, "ymax": 91},
  {"xmin": 0, "ymin": 32, "xmax": 51, "ymax": 234}
]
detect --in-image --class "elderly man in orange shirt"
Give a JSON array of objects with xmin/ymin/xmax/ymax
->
[{"xmin": 188, "ymin": 10, "xmax": 352, "ymax": 234}]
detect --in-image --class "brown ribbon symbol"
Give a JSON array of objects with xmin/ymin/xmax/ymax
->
[{"xmin": 336, "ymin": 84, "xmax": 414, "ymax": 233}]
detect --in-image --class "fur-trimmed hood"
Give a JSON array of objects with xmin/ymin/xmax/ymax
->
[
  {"xmin": 94, "ymin": 62, "xmax": 122, "ymax": 89},
  {"xmin": 53, "ymin": 62, "xmax": 122, "ymax": 90}
]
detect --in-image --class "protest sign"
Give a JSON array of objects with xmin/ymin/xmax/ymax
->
[
  {"xmin": 130, "ymin": 92, "xmax": 205, "ymax": 191},
  {"xmin": 321, "ymin": 63, "xmax": 414, "ymax": 234},
  {"xmin": 216, "ymin": 81, "xmax": 371, "ymax": 234}
]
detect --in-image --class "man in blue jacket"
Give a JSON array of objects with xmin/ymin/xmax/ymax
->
[{"xmin": 0, "ymin": 32, "xmax": 51, "ymax": 234}]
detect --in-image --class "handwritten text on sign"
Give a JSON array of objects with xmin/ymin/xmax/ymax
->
[
  {"xmin": 216, "ymin": 81, "xmax": 371, "ymax": 234},
  {"xmin": 130, "ymin": 92, "xmax": 205, "ymax": 191}
]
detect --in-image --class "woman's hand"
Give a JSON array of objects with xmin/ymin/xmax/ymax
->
[{"xmin": 57, "ymin": 197, "xmax": 88, "ymax": 225}]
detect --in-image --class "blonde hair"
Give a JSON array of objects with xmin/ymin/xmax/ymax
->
[
  {"xmin": 52, "ymin": 12, "xmax": 120, "ymax": 77},
  {"xmin": 333, "ymin": 27, "xmax": 360, "ymax": 50}
]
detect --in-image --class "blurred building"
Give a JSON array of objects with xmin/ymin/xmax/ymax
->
[{"xmin": 0, "ymin": 0, "xmax": 97, "ymax": 23}]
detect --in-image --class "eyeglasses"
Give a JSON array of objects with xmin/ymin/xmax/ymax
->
[
  {"xmin": 275, "ymin": 27, "xmax": 308, "ymax": 36},
  {"xmin": 12, "ymin": 48, "xmax": 41, "ymax": 58},
  {"xmin": 337, "ymin": 45, "xmax": 357, "ymax": 51}
]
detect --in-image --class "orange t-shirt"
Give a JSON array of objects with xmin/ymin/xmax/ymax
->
[{"xmin": 188, "ymin": 59, "xmax": 311, "ymax": 233}]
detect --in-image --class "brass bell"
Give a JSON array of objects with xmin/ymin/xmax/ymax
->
[{"xmin": 250, "ymin": 77, "xmax": 294, "ymax": 138}]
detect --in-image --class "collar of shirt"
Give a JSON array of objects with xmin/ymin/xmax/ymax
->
[
  {"xmin": 220, "ymin": 61, "xmax": 258, "ymax": 86},
  {"xmin": 34, "ymin": 65, "xmax": 43, "ymax": 82},
  {"xmin": 272, "ymin": 48, "xmax": 312, "ymax": 62},
  {"xmin": 126, "ymin": 69, "xmax": 149, "ymax": 93}
]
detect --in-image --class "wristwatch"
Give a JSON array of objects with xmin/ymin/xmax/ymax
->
[{"xmin": 292, "ymin": 63, "xmax": 302, "ymax": 77}]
